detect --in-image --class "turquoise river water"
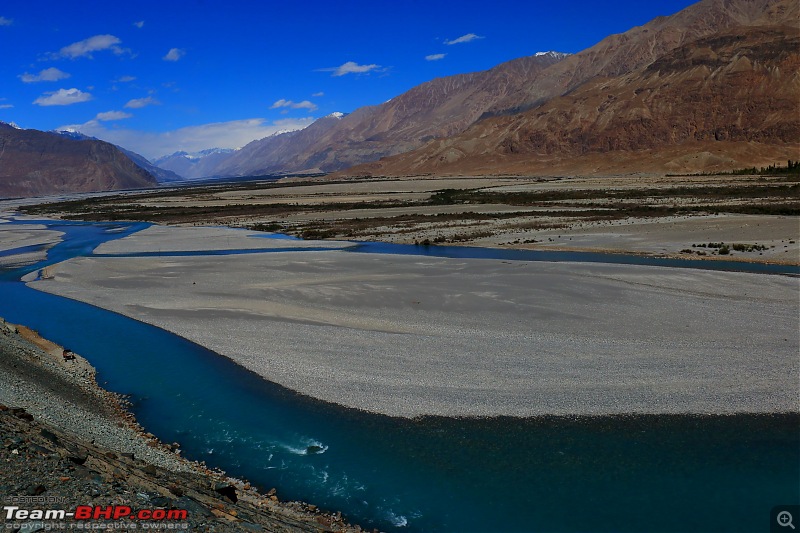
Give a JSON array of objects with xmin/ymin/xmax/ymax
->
[{"xmin": 0, "ymin": 219, "xmax": 797, "ymax": 532}]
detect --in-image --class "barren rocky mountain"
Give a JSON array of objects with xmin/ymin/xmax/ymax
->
[
  {"xmin": 213, "ymin": 113, "xmax": 347, "ymax": 176},
  {"xmin": 344, "ymin": 1, "xmax": 800, "ymax": 177},
  {"xmin": 0, "ymin": 124, "xmax": 158, "ymax": 198},
  {"xmin": 49, "ymin": 130, "xmax": 180, "ymax": 184},
  {"xmin": 118, "ymin": 148, "xmax": 182, "ymax": 183},
  {"xmin": 205, "ymin": 52, "xmax": 568, "ymax": 177},
  {"xmin": 203, "ymin": 0, "xmax": 799, "ymax": 179},
  {"xmin": 483, "ymin": 0, "xmax": 799, "ymax": 117}
]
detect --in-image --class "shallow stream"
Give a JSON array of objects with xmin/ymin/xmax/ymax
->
[{"xmin": 1, "ymin": 219, "xmax": 797, "ymax": 532}]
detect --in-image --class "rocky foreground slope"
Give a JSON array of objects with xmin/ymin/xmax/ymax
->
[{"xmin": 0, "ymin": 318, "xmax": 358, "ymax": 532}]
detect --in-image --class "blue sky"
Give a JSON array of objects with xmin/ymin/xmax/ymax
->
[{"xmin": 0, "ymin": 0, "xmax": 698, "ymax": 159}]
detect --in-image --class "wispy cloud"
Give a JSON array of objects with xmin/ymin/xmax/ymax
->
[
  {"xmin": 133, "ymin": 20, "xmax": 144, "ymax": 29},
  {"xmin": 61, "ymin": 117, "xmax": 315, "ymax": 160},
  {"xmin": 33, "ymin": 88, "xmax": 92, "ymax": 106},
  {"xmin": 19, "ymin": 67, "xmax": 71, "ymax": 83},
  {"xmin": 56, "ymin": 34, "xmax": 127, "ymax": 59},
  {"xmin": 115, "ymin": 75, "xmax": 136, "ymax": 83},
  {"xmin": 270, "ymin": 99, "xmax": 318, "ymax": 112},
  {"xmin": 0, "ymin": 104, "xmax": 13, "ymax": 109},
  {"xmin": 445, "ymin": 33, "xmax": 483, "ymax": 45},
  {"xmin": 163, "ymin": 48, "xmax": 185, "ymax": 61},
  {"xmin": 95, "ymin": 110, "xmax": 132, "ymax": 121},
  {"xmin": 425, "ymin": 53, "xmax": 446, "ymax": 61},
  {"xmin": 317, "ymin": 61, "xmax": 381, "ymax": 77},
  {"xmin": 312, "ymin": 91, "xmax": 324, "ymax": 97},
  {"xmin": 124, "ymin": 96, "xmax": 159, "ymax": 109},
  {"xmin": 63, "ymin": 111, "xmax": 132, "ymax": 138},
  {"xmin": 0, "ymin": 16, "xmax": 12, "ymax": 26}
]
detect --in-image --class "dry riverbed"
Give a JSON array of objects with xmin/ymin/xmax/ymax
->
[
  {"xmin": 19, "ymin": 224, "xmax": 800, "ymax": 418},
  {"xmin": 0, "ymin": 223, "xmax": 63, "ymax": 268},
  {"xmin": 19, "ymin": 173, "xmax": 800, "ymax": 264}
]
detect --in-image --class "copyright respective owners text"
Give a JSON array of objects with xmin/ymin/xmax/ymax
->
[{"xmin": 3, "ymin": 496, "xmax": 189, "ymax": 531}]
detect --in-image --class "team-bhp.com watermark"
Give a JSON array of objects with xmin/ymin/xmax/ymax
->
[{"xmin": 3, "ymin": 497, "xmax": 188, "ymax": 530}]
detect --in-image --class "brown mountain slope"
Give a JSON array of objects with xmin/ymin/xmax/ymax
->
[
  {"xmin": 344, "ymin": 23, "xmax": 800, "ymax": 177},
  {"xmin": 210, "ymin": 53, "xmax": 568, "ymax": 176},
  {"xmin": 214, "ymin": 113, "xmax": 347, "ymax": 176},
  {"xmin": 211, "ymin": 0, "xmax": 797, "ymax": 178},
  {"xmin": 0, "ymin": 125, "xmax": 158, "ymax": 198},
  {"xmin": 485, "ymin": 0, "xmax": 799, "ymax": 116}
]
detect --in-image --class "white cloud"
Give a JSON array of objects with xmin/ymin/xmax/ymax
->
[
  {"xmin": 163, "ymin": 48, "xmax": 185, "ymax": 61},
  {"xmin": 116, "ymin": 75, "xmax": 136, "ymax": 83},
  {"xmin": 33, "ymin": 88, "xmax": 92, "ymax": 106},
  {"xmin": 19, "ymin": 67, "xmax": 71, "ymax": 83},
  {"xmin": 312, "ymin": 92, "xmax": 324, "ymax": 97},
  {"xmin": 57, "ymin": 34, "xmax": 126, "ymax": 59},
  {"xmin": 270, "ymin": 99, "xmax": 318, "ymax": 112},
  {"xmin": 0, "ymin": 104, "xmax": 13, "ymax": 109},
  {"xmin": 0, "ymin": 16, "xmax": 12, "ymax": 26},
  {"xmin": 318, "ymin": 61, "xmax": 381, "ymax": 77},
  {"xmin": 124, "ymin": 96, "xmax": 160, "ymax": 109},
  {"xmin": 133, "ymin": 20, "xmax": 145, "ymax": 28},
  {"xmin": 95, "ymin": 110, "xmax": 132, "ymax": 121},
  {"xmin": 60, "ymin": 117, "xmax": 315, "ymax": 160},
  {"xmin": 445, "ymin": 33, "xmax": 483, "ymax": 45},
  {"xmin": 425, "ymin": 53, "xmax": 446, "ymax": 61}
]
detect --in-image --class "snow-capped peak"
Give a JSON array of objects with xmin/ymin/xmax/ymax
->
[
  {"xmin": 156, "ymin": 148, "xmax": 236, "ymax": 162},
  {"xmin": 326, "ymin": 112, "xmax": 344, "ymax": 119},
  {"xmin": 534, "ymin": 51, "xmax": 570, "ymax": 59},
  {"xmin": 267, "ymin": 130, "xmax": 294, "ymax": 138},
  {"xmin": 0, "ymin": 120, "xmax": 22, "ymax": 129},
  {"xmin": 51, "ymin": 128, "xmax": 96, "ymax": 141}
]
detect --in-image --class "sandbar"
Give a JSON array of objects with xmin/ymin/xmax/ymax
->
[
  {"xmin": 0, "ymin": 220, "xmax": 63, "ymax": 267},
  {"xmin": 27, "ymin": 224, "xmax": 799, "ymax": 418}
]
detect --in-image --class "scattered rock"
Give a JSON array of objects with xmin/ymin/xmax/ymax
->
[
  {"xmin": 213, "ymin": 482, "xmax": 238, "ymax": 503},
  {"xmin": 149, "ymin": 495, "xmax": 171, "ymax": 507},
  {"xmin": 40, "ymin": 428, "xmax": 60, "ymax": 445},
  {"xmin": 174, "ymin": 496, "xmax": 213, "ymax": 518},
  {"xmin": 26, "ymin": 484, "xmax": 46, "ymax": 496},
  {"xmin": 11, "ymin": 408, "xmax": 33, "ymax": 421}
]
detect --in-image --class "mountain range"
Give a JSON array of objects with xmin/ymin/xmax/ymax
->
[
  {"xmin": 153, "ymin": 149, "xmax": 236, "ymax": 180},
  {"xmin": 1, "ymin": 0, "xmax": 797, "ymax": 197},
  {"xmin": 345, "ymin": 0, "xmax": 799, "ymax": 176},
  {"xmin": 0, "ymin": 123, "xmax": 158, "ymax": 198},
  {"xmin": 167, "ymin": 0, "xmax": 799, "ymax": 179}
]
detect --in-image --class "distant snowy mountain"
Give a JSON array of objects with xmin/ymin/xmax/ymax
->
[
  {"xmin": 51, "ymin": 129, "xmax": 98, "ymax": 141},
  {"xmin": 534, "ymin": 51, "xmax": 571, "ymax": 59},
  {"xmin": 153, "ymin": 148, "xmax": 238, "ymax": 179}
]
